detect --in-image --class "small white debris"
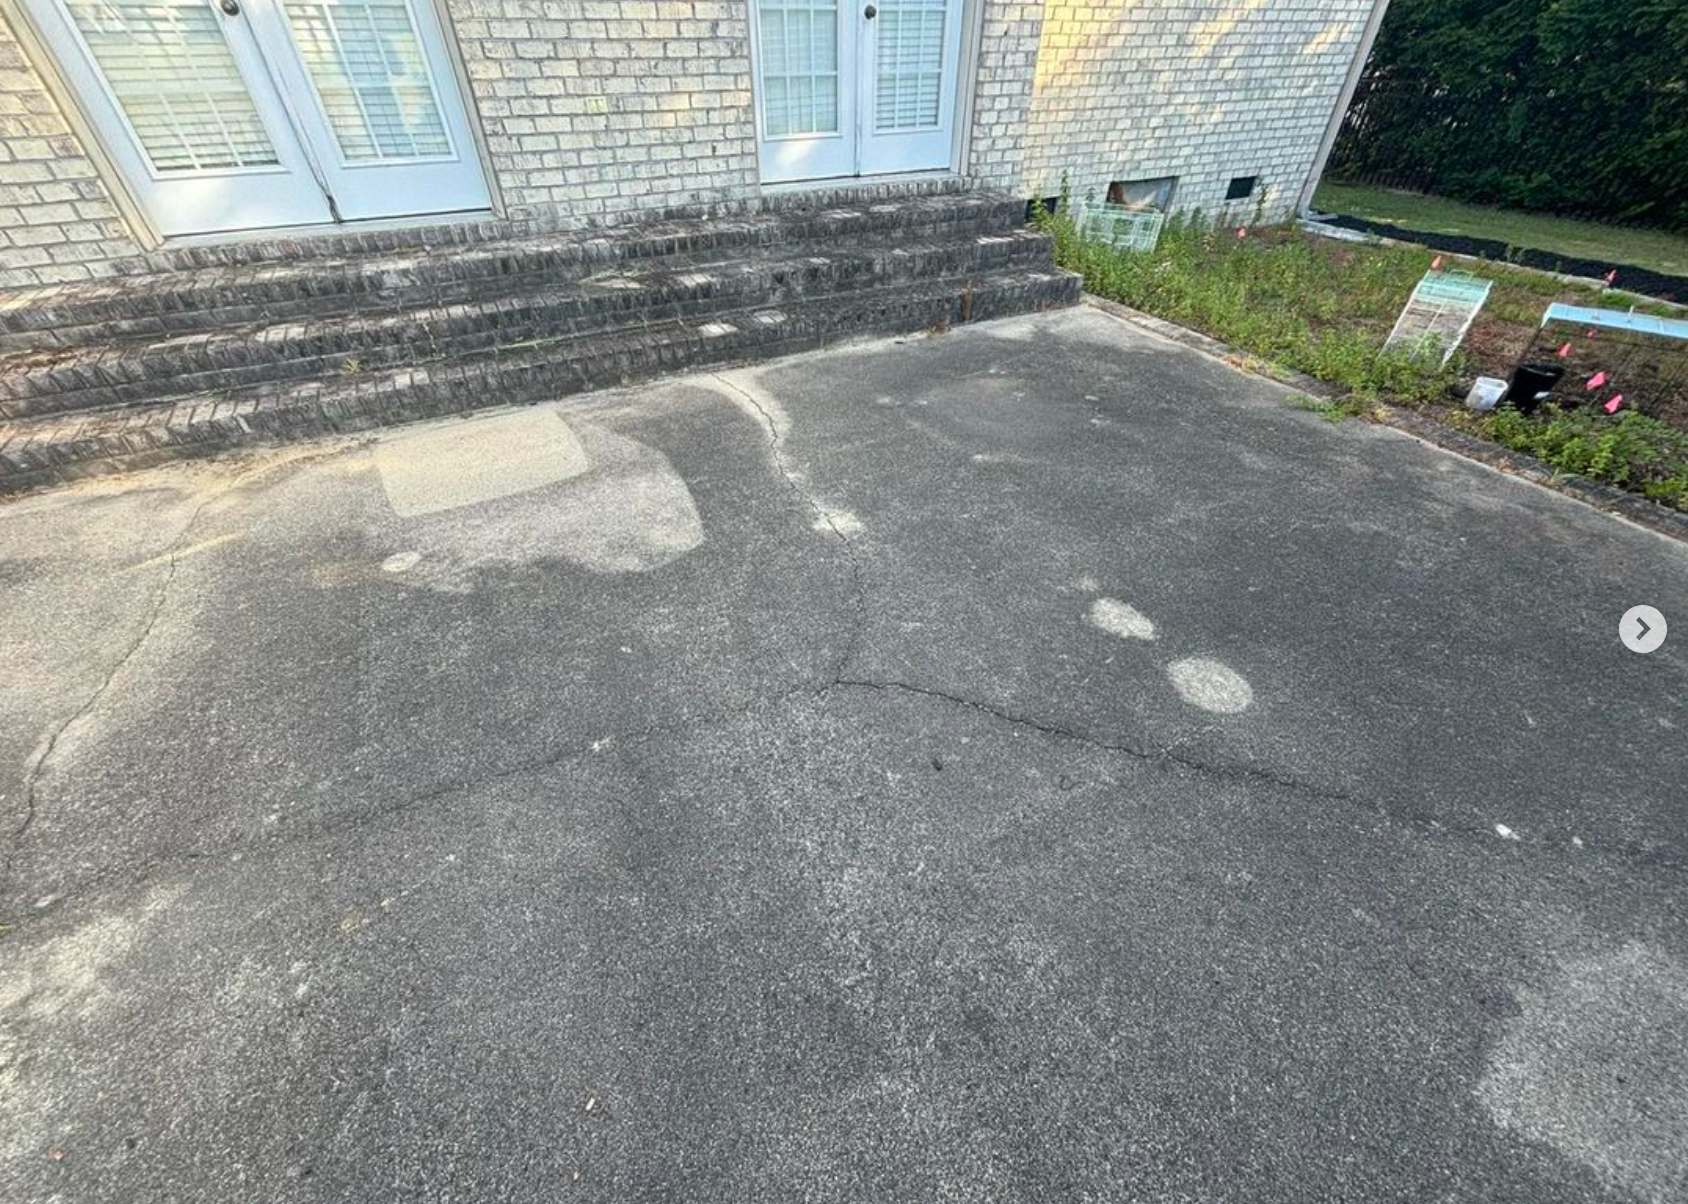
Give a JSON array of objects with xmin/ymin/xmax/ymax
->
[
  {"xmin": 1495, "ymin": 824, "xmax": 1521, "ymax": 841},
  {"xmin": 381, "ymin": 551, "xmax": 422, "ymax": 573},
  {"xmin": 698, "ymin": 321, "xmax": 737, "ymax": 338},
  {"xmin": 1572, "ymin": 836, "xmax": 1584, "ymax": 848}
]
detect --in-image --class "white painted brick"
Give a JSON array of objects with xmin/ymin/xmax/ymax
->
[{"xmin": 0, "ymin": 13, "xmax": 140, "ymax": 287}]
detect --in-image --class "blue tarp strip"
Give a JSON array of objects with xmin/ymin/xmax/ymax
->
[{"xmin": 1541, "ymin": 303, "xmax": 1688, "ymax": 341}]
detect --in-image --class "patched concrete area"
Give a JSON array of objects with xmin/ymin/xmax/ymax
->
[{"xmin": 1, "ymin": 307, "xmax": 1684, "ymax": 1203}]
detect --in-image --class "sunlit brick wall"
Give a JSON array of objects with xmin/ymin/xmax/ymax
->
[
  {"xmin": 0, "ymin": 14, "xmax": 143, "ymax": 289},
  {"xmin": 1018, "ymin": 0, "xmax": 1377, "ymax": 221},
  {"xmin": 966, "ymin": 0, "xmax": 1048, "ymax": 190},
  {"xmin": 451, "ymin": 0, "xmax": 760, "ymax": 223}
]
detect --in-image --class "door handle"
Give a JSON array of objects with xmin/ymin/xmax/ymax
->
[
  {"xmin": 218, "ymin": 0, "xmax": 240, "ymax": 13},
  {"xmin": 864, "ymin": 5, "xmax": 876, "ymax": 16}
]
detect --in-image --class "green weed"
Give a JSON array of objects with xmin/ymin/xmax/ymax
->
[{"xmin": 1036, "ymin": 198, "xmax": 1688, "ymax": 512}]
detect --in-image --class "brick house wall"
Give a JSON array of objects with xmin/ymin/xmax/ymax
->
[
  {"xmin": 0, "ymin": 0, "xmax": 1376, "ymax": 289},
  {"xmin": 449, "ymin": 0, "xmax": 759, "ymax": 222},
  {"xmin": 0, "ymin": 15, "xmax": 145, "ymax": 287},
  {"xmin": 1018, "ymin": 0, "xmax": 1377, "ymax": 222}
]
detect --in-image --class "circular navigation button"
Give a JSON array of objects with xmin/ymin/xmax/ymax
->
[{"xmin": 1620, "ymin": 605, "xmax": 1667, "ymax": 654}]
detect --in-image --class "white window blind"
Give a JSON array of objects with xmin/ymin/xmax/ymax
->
[
  {"xmin": 874, "ymin": 0, "xmax": 945, "ymax": 132},
  {"xmin": 62, "ymin": 0, "xmax": 279, "ymax": 173},
  {"xmin": 757, "ymin": 0, "xmax": 839, "ymax": 137},
  {"xmin": 282, "ymin": 0, "xmax": 450, "ymax": 162}
]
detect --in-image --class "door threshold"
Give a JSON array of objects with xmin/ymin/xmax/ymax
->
[
  {"xmin": 160, "ymin": 209, "xmax": 499, "ymax": 250},
  {"xmin": 760, "ymin": 170, "xmax": 964, "ymax": 196}
]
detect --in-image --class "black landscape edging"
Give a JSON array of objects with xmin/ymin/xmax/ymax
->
[{"xmin": 1312, "ymin": 214, "xmax": 1686, "ymax": 305}]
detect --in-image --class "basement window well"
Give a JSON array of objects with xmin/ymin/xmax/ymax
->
[
  {"xmin": 1106, "ymin": 176, "xmax": 1177, "ymax": 211},
  {"xmin": 1224, "ymin": 175, "xmax": 1259, "ymax": 201}
]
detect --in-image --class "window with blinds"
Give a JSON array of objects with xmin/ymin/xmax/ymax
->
[
  {"xmin": 62, "ymin": 0, "xmax": 279, "ymax": 173},
  {"xmin": 756, "ymin": 0, "xmax": 839, "ymax": 138},
  {"xmin": 281, "ymin": 0, "xmax": 451, "ymax": 162},
  {"xmin": 874, "ymin": 0, "xmax": 946, "ymax": 132}
]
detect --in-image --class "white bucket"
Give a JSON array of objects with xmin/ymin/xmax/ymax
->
[{"xmin": 1465, "ymin": 376, "xmax": 1507, "ymax": 412}]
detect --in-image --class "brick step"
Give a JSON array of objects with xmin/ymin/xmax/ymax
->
[
  {"xmin": 0, "ymin": 228, "xmax": 1057, "ymax": 420},
  {"xmin": 0, "ymin": 266, "xmax": 1082, "ymax": 494},
  {"xmin": 0, "ymin": 192, "xmax": 1027, "ymax": 353}
]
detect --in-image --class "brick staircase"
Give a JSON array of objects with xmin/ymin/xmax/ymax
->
[{"xmin": 0, "ymin": 189, "xmax": 1078, "ymax": 493}]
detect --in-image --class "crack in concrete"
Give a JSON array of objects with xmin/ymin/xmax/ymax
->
[
  {"xmin": 5, "ymin": 450, "xmax": 342, "ymax": 878},
  {"xmin": 831, "ymin": 676, "xmax": 1364, "ymax": 809},
  {"xmin": 10, "ymin": 527, "xmax": 198, "ymax": 856},
  {"xmin": 709, "ymin": 371, "xmax": 868, "ymax": 686}
]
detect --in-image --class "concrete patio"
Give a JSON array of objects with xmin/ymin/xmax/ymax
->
[{"xmin": 2, "ymin": 305, "xmax": 1684, "ymax": 1203}]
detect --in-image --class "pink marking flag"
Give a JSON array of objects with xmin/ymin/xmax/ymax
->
[
  {"xmin": 1431, "ymin": 255, "xmax": 1445, "ymax": 271},
  {"xmin": 1604, "ymin": 394, "xmax": 1624, "ymax": 414},
  {"xmin": 1604, "ymin": 269, "xmax": 1619, "ymax": 286},
  {"xmin": 1236, "ymin": 226, "xmax": 1248, "ymax": 241},
  {"xmin": 1556, "ymin": 343, "xmax": 1573, "ymax": 358},
  {"xmin": 1586, "ymin": 371, "xmax": 1609, "ymax": 390}
]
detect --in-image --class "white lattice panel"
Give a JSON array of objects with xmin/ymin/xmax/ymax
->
[{"xmin": 1383, "ymin": 271, "xmax": 1492, "ymax": 366}]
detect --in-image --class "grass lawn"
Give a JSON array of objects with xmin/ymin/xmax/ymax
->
[
  {"xmin": 1312, "ymin": 182, "xmax": 1688, "ymax": 277},
  {"xmin": 1036, "ymin": 204, "xmax": 1688, "ymax": 512}
]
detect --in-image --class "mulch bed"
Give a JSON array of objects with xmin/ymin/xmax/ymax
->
[{"xmin": 1315, "ymin": 214, "xmax": 1687, "ymax": 305}]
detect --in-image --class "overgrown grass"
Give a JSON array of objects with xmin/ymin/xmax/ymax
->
[
  {"xmin": 1042, "ymin": 202, "xmax": 1454, "ymax": 402},
  {"xmin": 1036, "ymin": 199, "xmax": 1688, "ymax": 511}
]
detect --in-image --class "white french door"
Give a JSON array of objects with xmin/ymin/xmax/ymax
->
[
  {"xmin": 751, "ymin": 0, "xmax": 965, "ymax": 184},
  {"xmin": 20, "ymin": 0, "xmax": 490, "ymax": 237}
]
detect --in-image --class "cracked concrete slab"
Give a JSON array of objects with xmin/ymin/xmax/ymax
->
[{"xmin": 1, "ymin": 307, "xmax": 1684, "ymax": 1203}]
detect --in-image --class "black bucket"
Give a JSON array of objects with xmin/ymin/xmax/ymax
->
[{"xmin": 1504, "ymin": 363, "xmax": 1565, "ymax": 414}]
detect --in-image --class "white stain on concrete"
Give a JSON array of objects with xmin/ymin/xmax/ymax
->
[
  {"xmin": 381, "ymin": 551, "xmax": 421, "ymax": 573},
  {"xmin": 1479, "ymin": 943, "xmax": 1688, "ymax": 1204},
  {"xmin": 0, "ymin": 886, "xmax": 186, "ymax": 1165},
  {"xmin": 1088, "ymin": 598, "xmax": 1156, "ymax": 641},
  {"xmin": 374, "ymin": 408, "xmax": 588, "ymax": 517},
  {"xmin": 377, "ymin": 418, "xmax": 703, "ymax": 584},
  {"xmin": 1166, "ymin": 657, "xmax": 1253, "ymax": 713},
  {"xmin": 813, "ymin": 506, "xmax": 863, "ymax": 538},
  {"xmin": 711, "ymin": 369, "xmax": 792, "ymax": 445}
]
